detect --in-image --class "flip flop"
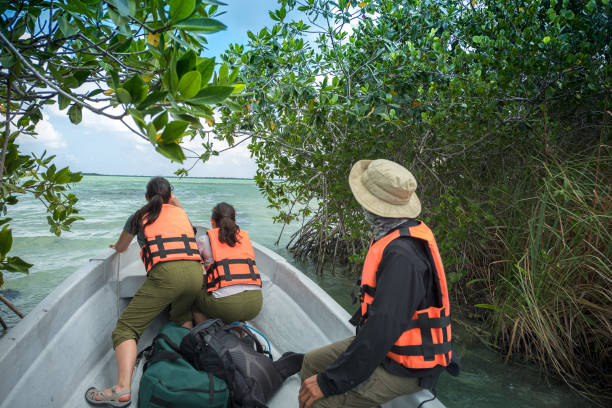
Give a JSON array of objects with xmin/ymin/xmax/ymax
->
[{"xmin": 85, "ymin": 386, "xmax": 131, "ymax": 407}]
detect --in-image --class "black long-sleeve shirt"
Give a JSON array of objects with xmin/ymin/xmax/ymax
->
[{"xmin": 317, "ymin": 220, "xmax": 447, "ymax": 396}]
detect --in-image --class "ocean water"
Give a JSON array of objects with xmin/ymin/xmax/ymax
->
[{"xmin": 0, "ymin": 176, "xmax": 589, "ymax": 407}]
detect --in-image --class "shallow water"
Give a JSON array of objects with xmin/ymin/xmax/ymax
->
[{"xmin": 0, "ymin": 176, "xmax": 590, "ymax": 407}]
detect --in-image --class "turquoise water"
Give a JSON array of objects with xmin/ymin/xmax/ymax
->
[{"xmin": 0, "ymin": 176, "xmax": 589, "ymax": 407}]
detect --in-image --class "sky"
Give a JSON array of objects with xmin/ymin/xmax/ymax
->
[{"xmin": 16, "ymin": 0, "xmax": 283, "ymax": 179}]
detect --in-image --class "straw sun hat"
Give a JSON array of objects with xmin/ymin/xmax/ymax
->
[{"xmin": 349, "ymin": 159, "xmax": 421, "ymax": 218}]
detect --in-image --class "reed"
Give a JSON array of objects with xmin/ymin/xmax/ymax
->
[{"xmin": 477, "ymin": 151, "xmax": 611, "ymax": 405}]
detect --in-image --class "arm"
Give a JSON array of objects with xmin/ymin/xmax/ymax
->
[
  {"xmin": 168, "ymin": 193, "xmax": 182, "ymax": 208},
  {"xmin": 196, "ymin": 233, "xmax": 214, "ymax": 268},
  {"xmin": 315, "ymin": 240, "xmax": 427, "ymax": 396},
  {"xmin": 111, "ymin": 230, "xmax": 134, "ymax": 253}
]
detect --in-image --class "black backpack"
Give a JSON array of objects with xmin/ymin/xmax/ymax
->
[{"xmin": 179, "ymin": 319, "xmax": 303, "ymax": 408}]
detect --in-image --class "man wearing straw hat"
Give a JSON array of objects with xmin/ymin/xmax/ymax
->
[{"xmin": 299, "ymin": 159, "xmax": 459, "ymax": 408}]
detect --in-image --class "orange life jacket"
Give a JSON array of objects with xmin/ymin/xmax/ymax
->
[
  {"xmin": 205, "ymin": 228, "xmax": 262, "ymax": 292},
  {"xmin": 359, "ymin": 221, "xmax": 453, "ymax": 370},
  {"xmin": 140, "ymin": 204, "xmax": 201, "ymax": 273}
]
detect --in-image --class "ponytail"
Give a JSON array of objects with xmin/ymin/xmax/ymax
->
[
  {"xmin": 130, "ymin": 177, "xmax": 172, "ymax": 233},
  {"xmin": 212, "ymin": 202, "xmax": 240, "ymax": 246}
]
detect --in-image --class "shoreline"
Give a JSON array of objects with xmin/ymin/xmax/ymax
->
[{"xmin": 82, "ymin": 173, "xmax": 253, "ymax": 181}]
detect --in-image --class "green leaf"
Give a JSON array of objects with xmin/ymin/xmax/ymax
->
[
  {"xmin": 123, "ymin": 75, "xmax": 148, "ymax": 103},
  {"xmin": 111, "ymin": 0, "xmax": 130, "ymax": 16},
  {"xmin": 475, "ymin": 303, "xmax": 502, "ymax": 311},
  {"xmin": 224, "ymin": 99, "xmax": 243, "ymax": 112},
  {"xmin": 218, "ymin": 63, "xmax": 229, "ymax": 84},
  {"xmin": 153, "ymin": 111, "xmax": 168, "ymax": 130},
  {"xmin": 232, "ymin": 83, "xmax": 245, "ymax": 93},
  {"xmin": 174, "ymin": 18, "xmax": 227, "ymax": 33},
  {"xmin": 0, "ymin": 219, "xmax": 13, "ymax": 228},
  {"xmin": 176, "ymin": 50, "xmax": 197, "ymax": 79},
  {"xmin": 197, "ymin": 58, "xmax": 215, "ymax": 84},
  {"xmin": 58, "ymin": 93, "xmax": 71, "ymax": 110},
  {"xmin": 128, "ymin": 0, "xmax": 137, "ymax": 16},
  {"xmin": 67, "ymin": 104, "xmax": 83, "ymax": 124},
  {"xmin": 0, "ymin": 226, "xmax": 12, "ymax": 256},
  {"xmin": 4, "ymin": 256, "xmax": 32, "ymax": 273},
  {"xmin": 188, "ymin": 85, "xmax": 234, "ymax": 105},
  {"xmin": 87, "ymin": 89, "xmax": 104, "ymax": 98},
  {"xmin": 178, "ymin": 71, "xmax": 202, "ymax": 99},
  {"xmin": 116, "ymin": 87, "xmax": 132, "ymax": 104},
  {"xmin": 59, "ymin": 15, "xmax": 76, "ymax": 37},
  {"xmin": 74, "ymin": 70, "xmax": 91, "ymax": 86},
  {"xmin": 137, "ymin": 90, "xmax": 167, "ymax": 110},
  {"xmin": 146, "ymin": 123, "xmax": 158, "ymax": 144},
  {"xmin": 170, "ymin": 0, "xmax": 195, "ymax": 22},
  {"xmin": 156, "ymin": 143, "xmax": 186, "ymax": 163},
  {"xmin": 229, "ymin": 67, "xmax": 240, "ymax": 83},
  {"xmin": 0, "ymin": 55, "xmax": 14, "ymax": 68},
  {"xmin": 54, "ymin": 167, "xmax": 72, "ymax": 184},
  {"xmin": 108, "ymin": 7, "xmax": 128, "ymax": 28},
  {"xmin": 161, "ymin": 120, "xmax": 189, "ymax": 142}
]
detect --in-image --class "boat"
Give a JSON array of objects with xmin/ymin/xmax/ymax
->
[{"xmin": 0, "ymin": 240, "xmax": 446, "ymax": 408}]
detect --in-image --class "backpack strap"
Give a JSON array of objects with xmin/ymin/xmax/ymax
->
[
  {"xmin": 141, "ymin": 332, "xmax": 184, "ymax": 372},
  {"xmin": 143, "ymin": 350, "xmax": 183, "ymax": 372},
  {"xmin": 154, "ymin": 333, "xmax": 182, "ymax": 352},
  {"xmin": 227, "ymin": 323, "xmax": 272, "ymax": 359}
]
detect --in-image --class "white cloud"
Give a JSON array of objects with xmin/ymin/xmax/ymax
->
[
  {"xmin": 20, "ymin": 96, "xmax": 257, "ymax": 179},
  {"xmin": 17, "ymin": 114, "xmax": 67, "ymax": 149}
]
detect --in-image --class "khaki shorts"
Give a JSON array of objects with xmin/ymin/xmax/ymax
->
[
  {"xmin": 300, "ymin": 337, "xmax": 421, "ymax": 408},
  {"xmin": 193, "ymin": 288, "xmax": 263, "ymax": 323},
  {"xmin": 111, "ymin": 260, "xmax": 203, "ymax": 348}
]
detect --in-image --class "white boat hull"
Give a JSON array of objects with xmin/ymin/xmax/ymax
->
[{"xmin": 0, "ymin": 241, "xmax": 444, "ymax": 408}]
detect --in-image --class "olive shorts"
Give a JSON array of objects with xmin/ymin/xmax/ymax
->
[
  {"xmin": 193, "ymin": 288, "xmax": 263, "ymax": 323},
  {"xmin": 111, "ymin": 260, "xmax": 203, "ymax": 348},
  {"xmin": 300, "ymin": 337, "xmax": 421, "ymax": 408}
]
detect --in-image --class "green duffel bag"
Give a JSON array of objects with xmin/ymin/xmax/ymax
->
[{"xmin": 138, "ymin": 322, "xmax": 230, "ymax": 408}]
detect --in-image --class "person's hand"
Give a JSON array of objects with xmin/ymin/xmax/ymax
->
[
  {"xmin": 168, "ymin": 193, "xmax": 181, "ymax": 207},
  {"xmin": 110, "ymin": 243, "xmax": 116, "ymax": 249},
  {"xmin": 298, "ymin": 375, "xmax": 324, "ymax": 408}
]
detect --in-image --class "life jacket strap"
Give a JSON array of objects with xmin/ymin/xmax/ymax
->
[
  {"xmin": 145, "ymin": 234, "xmax": 199, "ymax": 259},
  {"xmin": 403, "ymin": 314, "xmax": 451, "ymax": 330},
  {"xmin": 391, "ymin": 309, "xmax": 451, "ymax": 362},
  {"xmin": 142, "ymin": 234, "xmax": 199, "ymax": 271},
  {"xmin": 359, "ymin": 284, "xmax": 376, "ymax": 298},
  {"xmin": 208, "ymin": 259, "xmax": 260, "ymax": 288},
  {"xmin": 390, "ymin": 341, "xmax": 452, "ymax": 359}
]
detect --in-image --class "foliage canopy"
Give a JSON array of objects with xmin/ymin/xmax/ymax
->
[
  {"xmin": 217, "ymin": 0, "xmax": 610, "ymax": 402},
  {"xmin": 0, "ymin": 0, "xmax": 241, "ymax": 285}
]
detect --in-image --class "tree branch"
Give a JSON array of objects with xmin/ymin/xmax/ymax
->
[
  {"xmin": 0, "ymin": 77, "xmax": 11, "ymax": 188},
  {"xmin": 0, "ymin": 30, "xmax": 125, "ymax": 120}
]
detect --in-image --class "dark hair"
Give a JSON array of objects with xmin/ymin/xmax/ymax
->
[
  {"xmin": 212, "ymin": 202, "xmax": 240, "ymax": 246},
  {"xmin": 130, "ymin": 177, "xmax": 172, "ymax": 232}
]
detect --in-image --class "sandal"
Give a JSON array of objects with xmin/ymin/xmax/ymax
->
[{"xmin": 85, "ymin": 386, "xmax": 131, "ymax": 407}]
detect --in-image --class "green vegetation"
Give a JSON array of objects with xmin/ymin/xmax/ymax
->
[
  {"xmin": 0, "ymin": 0, "xmax": 240, "ymax": 285},
  {"xmin": 215, "ymin": 0, "xmax": 610, "ymax": 403},
  {"xmin": 475, "ymin": 155, "xmax": 610, "ymax": 402},
  {"xmin": 0, "ymin": 0, "xmax": 609, "ymax": 403}
]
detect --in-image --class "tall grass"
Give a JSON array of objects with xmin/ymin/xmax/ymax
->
[{"xmin": 477, "ymin": 151, "xmax": 611, "ymax": 405}]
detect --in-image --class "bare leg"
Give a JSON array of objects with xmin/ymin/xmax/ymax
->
[
  {"xmin": 94, "ymin": 339, "xmax": 136, "ymax": 402},
  {"xmin": 193, "ymin": 311, "xmax": 208, "ymax": 325}
]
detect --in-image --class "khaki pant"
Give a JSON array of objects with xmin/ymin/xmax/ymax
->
[
  {"xmin": 111, "ymin": 260, "xmax": 203, "ymax": 348},
  {"xmin": 300, "ymin": 337, "xmax": 421, "ymax": 408},
  {"xmin": 193, "ymin": 288, "xmax": 263, "ymax": 323}
]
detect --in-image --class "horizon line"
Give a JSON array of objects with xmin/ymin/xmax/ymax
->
[{"xmin": 81, "ymin": 172, "xmax": 254, "ymax": 180}]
